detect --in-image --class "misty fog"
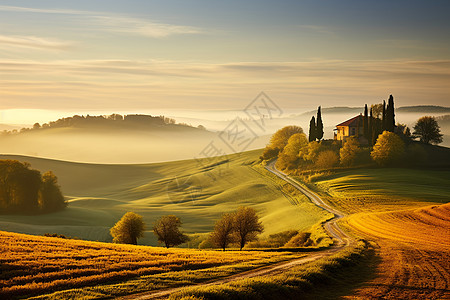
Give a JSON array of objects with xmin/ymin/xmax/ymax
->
[{"xmin": 0, "ymin": 110, "xmax": 448, "ymax": 164}]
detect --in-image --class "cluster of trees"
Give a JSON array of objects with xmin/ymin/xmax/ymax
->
[
  {"xmin": 1, "ymin": 114, "xmax": 204, "ymax": 135},
  {"xmin": 110, "ymin": 212, "xmax": 188, "ymax": 247},
  {"xmin": 308, "ymin": 106, "xmax": 324, "ymax": 142},
  {"xmin": 0, "ymin": 160, "xmax": 66, "ymax": 214},
  {"xmin": 261, "ymin": 112, "xmax": 443, "ymax": 171},
  {"xmin": 110, "ymin": 206, "xmax": 264, "ymax": 251},
  {"xmin": 210, "ymin": 206, "xmax": 264, "ymax": 251}
]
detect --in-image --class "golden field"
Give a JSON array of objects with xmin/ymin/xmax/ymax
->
[{"xmin": 0, "ymin": 231, "xmax": 301, "ymax": 299}]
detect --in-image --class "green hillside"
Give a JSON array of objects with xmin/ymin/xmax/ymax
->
[{"xmin": 0, "ymin": 150, "xmax": 331, "ymax": 246}]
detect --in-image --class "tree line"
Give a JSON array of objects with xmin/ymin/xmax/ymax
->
[
  {"xmin": 110, "ymin": 206, "xmax": 263, "ymax": 250},
  {"xmin": 1, "ymin": 114, "xmax": 205, "ymax": 135},
  {"xmin": 0, "ymin": 160, "xmax": 66, "ymax": 214}
]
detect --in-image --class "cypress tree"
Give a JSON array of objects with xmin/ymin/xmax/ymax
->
[
  {"xmin": 382, "ymin": 100, "xmax": 386, "ymax": 131},
  {"xmin": 368, "ymin": 107, "xmax": 373, "ymax": 145},
  {"xmin": 309, "ymin": 116, "xmax": 316, "ymax": 142},
  {"xmin": 386, "ymin": 95, "xmax": 395, "ymax": 132},
  {"xmin": 316, "ymin": 106, "xmax": 324, "ymax": 140},
  {"xmin": 363, "ymin": 104, "xmax": 369, "ymax": 140}
]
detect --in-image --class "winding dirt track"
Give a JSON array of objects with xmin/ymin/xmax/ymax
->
[{"xmin": 120, "ymin": 161, "xmax": 351, "ymax": 299}]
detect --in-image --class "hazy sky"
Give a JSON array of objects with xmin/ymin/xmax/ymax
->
[{"xmin": 1, "ymin": 0, "xmax": 449, "ymax": 120}]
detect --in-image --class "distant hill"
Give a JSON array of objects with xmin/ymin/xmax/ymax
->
[
  {"xmin": 2, "ymin": 114, "xmax": 207, "ymax": 135},
  {"xmin": 300, "ymin": 105, "xmax": 450, "ymax": 116},
  {"xmin": 397, "ymin": 106, "xmax": 450, "ymax": 113}
]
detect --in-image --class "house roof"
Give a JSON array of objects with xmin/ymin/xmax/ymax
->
[{"xmin": 336, "ymin": 115, "xmax": 362, "ymax": 127}]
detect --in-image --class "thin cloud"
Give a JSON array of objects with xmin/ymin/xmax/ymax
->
[
  {"xmin": 90, "ymin": 16, "xmax": 201, "ymax": 38},
  {"xmin": 0, "ymin": 35, "xmax": 73, "ymax": 51},
  {"xmin": 0, "ymin": 5, "xmax": 201, "ymax": 38}
]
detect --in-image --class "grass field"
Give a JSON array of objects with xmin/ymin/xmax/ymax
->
[
  {"xmin": 0, "ymin": 230, "xmax": 304, "ymax": 299},
  {"xmin": 305, "ymin": 168, "xmax": 450, "ymax": 213},
  {"xmin": 0, "ymin": 150, "xmax": 330, "ymax": 245}
]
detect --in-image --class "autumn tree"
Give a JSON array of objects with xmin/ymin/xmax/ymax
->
[
  {"xmin": 210, "ymin": 212, "xmax": 235, "ymax": 251},
  {"xmin": 316, "ymin": 106, "xmax": 324, "ymax": 140},
  {"xmin": 340, "ymin": 137, "xmax": 361, "ymax": 167},
  {"xmin": 234, "ymin": 206, "xmax": 264, "ymax": 250},
  {"xmin": 308, "ymin": 116, "xmax": 316, "ymax": 142},
  {"xmin": 153, "ymin": 215, "xmax": 188, "ymax": 248},
  {"xmin": 413, "ymin": 116, "xmax": 443, "ymax": 145},
  {"xmin": 276, "ymin": 133, "xmax": 308, "ymax": 170},
  {"xmin": 261, "ymin": 126, "xmax": 304, "ymax": 161},
  {"xmin": 110, "ymin": 212, "xmax": 145, "ymax": 245},
  {"xmin": 371, "ymin": 131, "xmax": 405, "ymax": 166}
]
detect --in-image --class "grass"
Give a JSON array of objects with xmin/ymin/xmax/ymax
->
[
  {"xmin": 0, "ymin": 150, "xmax": 330, "ymax": 245},
  {"xmin": 169, "ymin": 240, "xmax": 375, "ymax": 300},
  {"xmin": 305, "ymin": 167, "xmax": 450, "ymax": 213},
  {"xmin": 0, "ymin": 230, "xmax": 304, "ymax": 299}
]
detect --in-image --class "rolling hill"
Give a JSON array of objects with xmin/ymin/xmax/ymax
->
[{"xmin": 0, "ymin": 150, "xmax": 331, "ymax": 245}]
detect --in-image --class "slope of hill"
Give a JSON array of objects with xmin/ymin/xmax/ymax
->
[{"xmin": 0, "ymin": 150, "xmax": 331, "ymax": 245}]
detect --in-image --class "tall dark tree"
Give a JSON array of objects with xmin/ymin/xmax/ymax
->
[
  {"xmin": 368, "ymin": 107, "xmax": 373, "ymax": 146},
  {"xmin": 363, "ymin": 104, "xmax": 369, "ymax": 140},
  {"xmin": 308, "ymin": 116, "xmax": 316, "ymax": 142},
  {"xmin": 386, "ymin": 95, "xmax": 395, "ymax": 132},
  {"xmin": 316, "ymin": 106, "xmax": 324, "ymax": 141},
  {"xmin": 382, "ymin": 100, "xmax": 386, "ymax": 131}
]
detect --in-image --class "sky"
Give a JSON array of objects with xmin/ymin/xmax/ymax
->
[{"xmin": 1, "ymin": 0, "xmax": 449, "ymax": 124}]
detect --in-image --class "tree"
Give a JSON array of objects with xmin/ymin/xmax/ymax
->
[
  {"xmin": 340, "ymin": 137, "xmax": 361, "ymax": 167},
  {"xmin": 382, "ymin": 100, "xmax": 386, "ymax": 131},
  {"xmin": 153, "ymin": 215, "xmax": 188, "ymax": 248},
  {"xmin": 308, "ymin": 116, "xmax": 316, "ymax": 142},
  {"xmin": 363, "ymin": 104, "xmax": 369, "ymax": 140},
  {"xmin": 39, "ymin": 171, "xmax": 66, "ymax": 212},
  {"xmin": 276, "ymin": 133, "xmax": 308, "ymax": 170},
  {"xmin": 316, "ymin": 106, "xmax": 324, "ymax": 140},
  {"xmin": 210, "ymin": 213, "xmax": 235, "ymax": 251},
  {"xmin": 371, "ymin": 131, "xmax": 405, "ymax": 166},
  {"xmin": 234, "ymin": 206, "xmax": 264, "ymax": 250},
  {"xmin": 371, "ymin": 103, "xmax": 383, "ymax": 118},
  {"xmin": 268, "ymin": 126, "xmax": 304, "ymax": 153},
  {"xmin": 110, "ymin": 212, "xmax": 145, "ymax": 245},
  {"xmin": 413, "ymin": 116, "xmax": 443, "ymax": 145},
  {"xmin": 386, "ymin": 95, "xmax": 395, "ymax": 132}
]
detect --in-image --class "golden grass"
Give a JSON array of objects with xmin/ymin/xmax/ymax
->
[{"xmin": 0, "ymin": 231, "xmax": 300, "ymax": 299}]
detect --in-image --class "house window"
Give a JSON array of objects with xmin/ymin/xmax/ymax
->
[{"xmin": 351, "ymin": 127, "xmax": 356, "ymax": 135}]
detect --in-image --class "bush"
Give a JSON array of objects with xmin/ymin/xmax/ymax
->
[
  {"xmin": 284, "ymin": 232, "xmax": 314, "ymax": 247},
  {"xmin": 339, "ymin": 137, "xmax": 361, "ymax": 167},
  {"xmin": 315, "ymin": 150, "xmax": 339, "ymax": 169}
]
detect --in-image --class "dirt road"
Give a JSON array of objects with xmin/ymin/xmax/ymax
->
[{"xmin": 120, "ymin": 161, "xmax": 350, "ymax": 299}]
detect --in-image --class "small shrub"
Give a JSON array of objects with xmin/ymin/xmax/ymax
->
[{"xmin": 315, "ymin": 150, "xmax": 339, "ymax": 169}]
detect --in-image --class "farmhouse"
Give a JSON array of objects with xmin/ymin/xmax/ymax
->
[{"xmin": 334, "ymin": 115, "xmax": 364, "ymax": 142}]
